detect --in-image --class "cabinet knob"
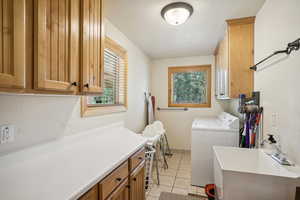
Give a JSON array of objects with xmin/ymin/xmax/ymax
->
[
  {"xmin": 133, "ymin": 178, "xmax": 137, "ymax": 181},
  {"xmin": 84, "ymin": 83, "xmax": 89, "ymax": 88},
  {"xmin": 71, "ymin": 82, "xmax": 78, "ymax": 87},
  {"xmin": 138, "ymin": 157, "xmax": 143, "ymax": 160},
  {"xmin": 116, "ymin": 178, "xmax": 122, "ymax": 182}
]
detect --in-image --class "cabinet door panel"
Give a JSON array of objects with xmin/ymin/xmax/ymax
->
[
  {"xmin": 105, "ymin": 179, "xmax": 129, "ymax": 200},
  {"xmin": 78, "ymin": 185, "xmax": 98, "ymax": 200},
  {"xmin": 0, "ymin": 0, "xmax": 26, "ymax": 89},
  {"xmin": 81, "ymin": 0, "xmax": 104, "ymax": 94},
  {"xmin": 130, "ymin": 163, "xmax": 145, "ymax": 200},
  {"xmin": 34, "ymin": 0, "xmax": 80, "ymax": 93},
  {"xmin": 228, "ymin": 19, "xmax": 254, "ymax": 98}
]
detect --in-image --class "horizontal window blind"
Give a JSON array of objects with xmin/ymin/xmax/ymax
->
[{"xmin": 88, "ymin": 49, "xmax": 127, "ymax": 106}]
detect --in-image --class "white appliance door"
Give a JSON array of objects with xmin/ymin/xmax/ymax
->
[{"xmin": 191, "ymin": 130, "xmax": 238, "ymax": 187}]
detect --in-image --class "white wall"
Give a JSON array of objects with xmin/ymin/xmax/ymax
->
[
  {"xmin": 0, "ymin": 20, "xmax": 151, "ymax": 156},
  {"xmin": 228, "ymin": 0, "xmax": 300, "ymax": 164},
  {"xmin": 151, "ymin": 56, "xmax": 227, "ymax": 150}
]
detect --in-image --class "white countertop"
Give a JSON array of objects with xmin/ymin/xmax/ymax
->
[
  {"xmin": 213, "ymin": 146, "xmax": 300, "ymax": 179},
  {"xmin": 0, "ymin": 123, "xmax": 147, "ymax": 200}
]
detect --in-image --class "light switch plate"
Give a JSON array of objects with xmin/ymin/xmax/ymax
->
[{"xmin": 0, "ymin": 124, "xmax": 15, "ymax": 144}]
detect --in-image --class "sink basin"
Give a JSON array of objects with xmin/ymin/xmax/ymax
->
[{"xmin": 213, "ymin": 146, "xmax": 300, "ymax": 200}]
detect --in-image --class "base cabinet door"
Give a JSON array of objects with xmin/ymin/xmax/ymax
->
[
  {"xmin": 78, "ymin": 185, "xmax": 98, "ymax": 200},
  {"xmin": 0, "ymin": 0, "xmax": 27, "ymax": 90},
  {"xmin": 105, "ymin": 179, "xmax": 129, "ymax": 200},
  {"xmin": 130, "ymin": 163, "xmax": 145, "ymax": 200}
]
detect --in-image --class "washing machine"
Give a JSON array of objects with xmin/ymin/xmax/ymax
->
[{"xmin": 191, "ymin": 112, "xmax": 239, "ymax": 186}]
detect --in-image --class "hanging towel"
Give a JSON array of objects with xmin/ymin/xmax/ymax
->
[
  {"xmin": 151, "ymin": 96, "xmax": 156, "ymax": 119},
  {"xmin": 147, "ymin": 96, "xmax": 155, "ymax": 125}
]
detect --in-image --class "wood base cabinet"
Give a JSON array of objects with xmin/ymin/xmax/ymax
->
[
  {"xmin": 78, "ymin": 148, "xmax": 146, "ymax": 200},
  {"xmin": 130, "ymin": 163, "xmax": 145, "ymax": 200},
  {"xmin": 215, "ymin": 17, "xmax": 255, "ymax": 99},
  {"xmin": 79, "ymin": 186, "xmax": 98, "ymax": 200},
  {"xmin": 106, "ymin": 179, "xmax": 129, "ymax": 200}
]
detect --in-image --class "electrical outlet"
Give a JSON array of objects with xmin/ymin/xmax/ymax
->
[
  {"xmin": 0, "ymin": 124, "xmax": 15, "ymax": 144},
  {"xmin": 271, "ymin": 113, "xmax": 277, "ymax": 128}
]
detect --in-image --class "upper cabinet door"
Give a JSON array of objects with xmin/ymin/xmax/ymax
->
[
  {"xmin": 0, "ymin": 0, "xmax": 26, "ymax": 89},
  {"xmin": 34, "ymin": 0, "xmax": 80, "ymax": 93},
  {"xmin": 81, "ymin": 0, "xmax": 104, "ymax": 94}
]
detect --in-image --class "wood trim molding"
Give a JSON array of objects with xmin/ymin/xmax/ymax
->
[
  {"xmin": 105, "ymin": 37, "xmax": 127, "ymax": 58},
  {"xmin": 81, "ymin": 97, "xmax": 127, "ymax": 117},
  {"xmin": 81, "ymin": 36, "xmax": 128, "ymax": 117},
  {"xmin": 226, "ymin": 16, "xmax": 255, "ymax": 25},
  {"xmin": 168, "ymin": 65, "xmax": 212, "ymax": 108}
]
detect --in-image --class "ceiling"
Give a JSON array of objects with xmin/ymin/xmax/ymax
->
[{"xmin": 104, "ymin": 0, "xmax": 266, "ymax": 59}]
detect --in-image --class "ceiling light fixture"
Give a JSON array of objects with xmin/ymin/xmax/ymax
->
[{"xmin": 161, "ymin": 2, "xmax": 193, "ymax": 26}]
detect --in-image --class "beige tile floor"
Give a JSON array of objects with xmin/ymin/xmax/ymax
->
[{"xmin": 146, "ymin": 151, "xmax": 207, "ymax": 200}]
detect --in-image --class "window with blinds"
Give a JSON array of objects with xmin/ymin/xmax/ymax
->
[{"xmin": 88, "ymin": 41, "xmax": 127, "ymax": 107}]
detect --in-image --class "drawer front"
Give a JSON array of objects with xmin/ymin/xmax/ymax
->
[
  {"xmin": 106, "ymin": 179, "xmax": 129, "ymax": 200},
  {"xmin": 99, "ymin": 161, "xmax": 129, "ymax": 200},
  {"xmin": 129, "ymin": 148, "xmax": 145, "ymax": 172},
  {"xmin": 78, "ymin": 185, "xmax": 98, "ymax": 200}
]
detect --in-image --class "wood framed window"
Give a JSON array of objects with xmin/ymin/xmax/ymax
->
[
  {"xmin": 81, "ymin": 37, "xmax": 128, "ymax": 117},
  {"xmin": 168, "ymin": 65, "xmax": 211, "ymax": 108}
]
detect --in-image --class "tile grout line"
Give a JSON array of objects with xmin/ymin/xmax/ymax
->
[{"xmin": 172, "ymin": 152, "xmax": 183, "ymax": 193}]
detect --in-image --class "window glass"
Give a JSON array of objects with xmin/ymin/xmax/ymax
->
[
  {"xmin": 168, "ymin": 66, "xmax": 211, "ymax": 107},
  {"xmin": 172, "ymin": 71, "xmax": 208, "ymax": 104}
]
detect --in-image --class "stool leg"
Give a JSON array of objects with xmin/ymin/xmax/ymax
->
[
  {"xmin": 154, "ymin": 151, "xmax": 160, "ymax": 185},
  {"xmin": 161, "ymin": 137, "xmax": 168, "ymax": 169},
  {"xmin": 164, "ymin": 133, "xmax": 173, "ymax": 156}
]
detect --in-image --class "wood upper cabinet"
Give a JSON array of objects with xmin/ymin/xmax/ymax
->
[
  {"xmin": 0, "ymin": 0, "xmax": 27, "ymax": 89},
  {"xmin": 215, "ymin": 17, "xmax": 255, "ymax": 99},
  {"xmin": 81, "ymin": 0, "xmax": 104, "ymax": 94},
  {"xmin": 0, "ymin": 0, "xmax": 104, "ymax": 95},
  {"xmin": 34, "ymin": 0, "xmax": 80, "ymax": 93},
  {"xmin": 130, "ymin": 163, "xmax": 145, "ymax": 200},
  {"xmin": 227, "ymin": 17, "xmax": 254, "ymax": 98}
]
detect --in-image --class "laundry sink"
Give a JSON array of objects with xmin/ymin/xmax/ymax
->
[{"xmin": 213, "ymin": 146, "xmax": 300, "ymax": 200}]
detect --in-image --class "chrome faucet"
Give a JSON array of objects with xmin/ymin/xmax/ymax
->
[{"xmin": 262, "ymin": 134, "xmax": 293, "ymax": 166}]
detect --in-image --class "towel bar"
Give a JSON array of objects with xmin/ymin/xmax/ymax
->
[{"xmin": 157, "ymin": 107, "xmax": 188, "ymax": 111}]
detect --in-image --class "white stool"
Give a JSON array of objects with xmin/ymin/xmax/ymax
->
[
  {"xmin": 142, "ymin": 125, "xmax": 163, "ymax": 185},
  {"xmin": 152, "ymin": 121, "xmax": 173, "ymax": 161}
]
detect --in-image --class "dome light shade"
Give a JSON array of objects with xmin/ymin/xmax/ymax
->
[{"xmin": 161, "ymin": 2, "xmax": 193, "ymax": 26}]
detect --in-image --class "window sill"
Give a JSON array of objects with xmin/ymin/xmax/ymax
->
[{"xmin": 81, "ymin": 97, "xmax": 127, "ymax": 117}]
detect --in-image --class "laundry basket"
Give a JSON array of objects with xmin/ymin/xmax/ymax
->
[{"xmin": 145, "ymin": 146, "xmax": 155, "ymax": 190}]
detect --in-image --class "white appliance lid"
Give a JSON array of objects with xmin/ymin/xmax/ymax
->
[{"xmin": 192, "ymin": 112, "xmax": 239, "ymax": 131}]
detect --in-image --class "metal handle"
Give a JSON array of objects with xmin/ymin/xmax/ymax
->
[
  {"xmin": 116, "ymin": 178, "xmax": 122, "ymax": 182},
  {"xmin": 71, "ymin": 82, "xmax": 78, "ymax": 86},
  {"xmin": 138, "ymin": 157, "xmax": 143, "ymax": 160},
  {"xmin": 84, "ymin": 83, "xmax": 89, "ymax": 88}
]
